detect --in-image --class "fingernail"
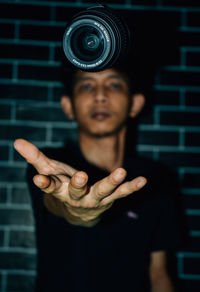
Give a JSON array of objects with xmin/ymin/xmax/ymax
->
[
  {"xmin": 34, "ymin": 176, "xmax": 44, "ymax": 188},
  {"xmin": 114, "ymin": 171, "xmax": 125, "ymax": 182},
  {"xmin": 75, "ymin": 175, "xmax": 86, "ymax": 186},
  {"xmin": 137, "ymin": 179, "xmax": 146, "ymax": 188}
]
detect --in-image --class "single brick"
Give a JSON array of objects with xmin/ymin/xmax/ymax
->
[
  {"xmin": 137, "ymin": 130, "xmax": 179, "ymax": 146},
  {"xmin": 83, "ymin": 0, "xmax": 125, "ymax": 3},
  {"xmin": 122, "ymin": 0, "xmax": 156, "ymax": 3},
  {"xmin": 184, "ymin": 257, "xmax": 200, "ymax": 274},
  {"xmin": 186, "ymin": 52, "xmax": 200, "ymax": 67},
  {"xmin": 182, "ymin": 235, "xmax": 200, "ymax": 252},
  {"xmin": 0, "ymin": 146, "xmax": 9, "ymax": 161},
  {"xmin": 162, "ymin": 0, "xmax": 200, "ymax": 7},
  {"xmin": 0, "ymin": 23, "xmax": 15, "ymax": 38},
  {"xmin": 185, "ymin": 132, "xmax": 200, "ymax": 147},
  {"xmin": 182, "ymin": 173, "xmax": 200, "ymax": 188},
  {"xmin": 0, "ymin": 105, "xmax": 11, "ymax": 119},
  {"xmin": 185, "ymin": 214, "xmax": 200, "ymax": 230},
  {"xmin": 0, "ymin": 187, "xmax": 7, "ymax": 203},
  {"xmin": 182, "ymin": 194, "xmax": 200, "ymax": 209},
  {"xmin": 18, "ymin": 64, "xmax": 61, "ymax": 81},
  {"xmin": 16, "ymin": 104, "xmax": 67, "ymax": 122},
  {"xmin": 185, "ymin": 92, "xmax": 200, "ymax": 106},
  {"xmin": 0, "ymin": 125, "xmax": 46, "ymax": 141},
  {"xmin": 159, "ymin": 152, "xmax": 200, "ymax": 167},
  {"xmin": 54, "ymin": 45, "xmax": 63, "ymax": 61},
  {"xmin": 0, "ymin": 166, "xmax": 26, "ymax": 182},
  {"xmin": 9, "ymin": 230, "xmax": 36, "ymax": 248},
  {"xmin": 179, "ymin": 279, "xmax": 200, "ymax": 292},
  {"xmin": 20, "ymin": 24, "xmax": 65, "ymax": 42},
  {"xmin": 0, "ymin": 251, "xmax": 36, "ymax": 269},
  {"xmin": 0, "ymin": 209, "xmax": 34, "ymax": 226},
  {"xmin": 33, "ymin": 0, "xmax": 75, "ymax": 1},
  {"xmin": 188, "ymin": 12, "xmax": 200, "ymax": 27},
  {"xmin": 55, "ymin": 6, "xmax": 82, "ymax": 22},
  {"xmin": 0, "ymin": 64, "xmax": 12, "ymax": 78},
  {"xmin": 0, "ymin": 84, "xmax": 48, "ymax": 101},
  {"xmin": 178, "ymin": 31, "xmax": 200, "ymax": 47},
  {"xmin": 160, "ymin": 70, "xmax": 200, "ymax": 87},
  {"xmin": 12, "ymin": 186, "xmax": 31, "ymax": 204},
  {"xmin": 136, "ymin": 150, "xmax": 153, "ymax": 159},
  {"xmin": 52, "ymin": 86, "xmax": 65, "ymax": 101},
  {"xmin": 0, "ymin": 3, "xmax": 50, "ymax": 21},
  {"xmin": 138, "ymin": 112, "xmax": 154, "ymax": 125},
  {"xmin": 7, "ymin": 274, "xmax": 36, "ymax": 292},
  {"xmin": 0, "ymin": 44, "xmax": 49, "ymax": 60},
  {"xmin": 52, "ymin": 128, "xmax": 78, "ymax": 143},
  {"xmin": 154, "ymin": 90, "xmax": 180, "ymax": 105},
  {"xmin": 160, "ymin": 111, "xmax": 200, "ymax": 126},
  {"xmin": 0, "ymin": 230, "xmax": 4, "ymax": 246}
]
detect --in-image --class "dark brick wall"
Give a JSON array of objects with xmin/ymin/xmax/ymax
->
[{"xmin": 0, "ymin": 0, "xmax": 199, "ymax": 291}]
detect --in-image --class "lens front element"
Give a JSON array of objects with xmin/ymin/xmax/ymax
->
[
  {"xmin": 63, "ymin": 18, "xmax": 112, "ymax": 70},
  {"xmin": 84, "ymin": 34, "xmax": 100, "ymax": 50},
  {"xmin": 71, "ymin": 26, "xmax": 104, "ymax": 62}
]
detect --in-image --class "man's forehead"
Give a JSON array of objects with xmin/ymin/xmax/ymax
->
[{"xmin": 75, "ymin": 69, "xmax": 125, "ymax": 82}]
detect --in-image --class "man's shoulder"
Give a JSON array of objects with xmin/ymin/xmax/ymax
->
[
  {"xmin": 125, "ymin": 153, "xmax": 176, "ymax": 181},
  {"xmin": 124, "ymin": 152, "xmax": 180, "ymax": 208}
]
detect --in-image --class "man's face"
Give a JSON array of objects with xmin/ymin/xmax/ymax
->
[{"xmin": 71, "ymin": 68, "xmax": 131, "ymax": 137}]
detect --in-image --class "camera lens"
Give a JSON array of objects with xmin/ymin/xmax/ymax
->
[
  {"xmin": 63, "ymin": 5, "xmax": 130, "ymax": 72},
  {"xmin": 71, "ymin": 26, "xmax": 104, "ymax": 62}
]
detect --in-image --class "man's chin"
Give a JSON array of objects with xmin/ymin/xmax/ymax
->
[
  {"xmin": 79, "ymin": 125, "xmax": 125, "ymax": 138},
  {"xmin": 88, "ymin": 131, "xmax": 115, "ymax": 138}
]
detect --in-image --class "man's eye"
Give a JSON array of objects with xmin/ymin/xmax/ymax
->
[
  {"xmin": 110, "ymin": 83, "xmax": 122, "ymax": 90},
  {"xmin": 80, "ymin": 84, "xmax": 92, "ymax": 91}
]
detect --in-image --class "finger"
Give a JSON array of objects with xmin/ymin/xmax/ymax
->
[
  {"xmin": 33, "ymin": 174, "xmax": 63, "ymax": 194},
  {"xmin": 14, "ymin": 139, "xmax": 76, "ymax": 176},
  {"xmin": 92, "ymin": 168, "xmax": 127, "ymax": 201},
  {"xmin": 101, "ymin": 176, "xmax": 147, "ymax": 205},
  {"xmin": 14, "ymin": 139, "xmax": 55, "ymax": 174},
  {"xmin": 68, "ymin": 171, "xmax": 88, "ymax": 200}
]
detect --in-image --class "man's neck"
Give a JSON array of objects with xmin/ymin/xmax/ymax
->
[{"xmin": 79, "ymin": 127, "xmax": 126, "ymax": 173}]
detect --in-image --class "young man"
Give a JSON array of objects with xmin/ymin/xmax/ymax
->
[{"xmin": 14, "ymin": 68, "xmax": 180, "ymax": 292}]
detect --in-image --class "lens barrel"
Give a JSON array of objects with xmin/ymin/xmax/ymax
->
[{"xmin": 63, "ymin": 5, "xmax": 131, "ymax": 72}]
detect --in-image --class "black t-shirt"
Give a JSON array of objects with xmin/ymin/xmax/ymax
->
[{"xmin": 27, "ymin": 142, "xmax": 180, "ymax": 292}]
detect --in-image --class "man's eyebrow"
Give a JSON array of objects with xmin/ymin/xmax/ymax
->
[
  {"xmin": 75, "ymin": 74, "xmax": 124, "ymax": 84},
  {"xmin": 75, "ymin": 76, "xmax": 93, "ymax": 83},
  {"xmin": 107, "ymin": 74, "xmax": 124, "ymax": 80}
]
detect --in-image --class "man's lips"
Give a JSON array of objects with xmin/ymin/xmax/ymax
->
[{"xmin": 91, "ymin": 111, "xmax": 111, "ymax": 121}]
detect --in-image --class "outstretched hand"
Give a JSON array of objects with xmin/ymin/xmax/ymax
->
[{"xmin": 14, "ymin": 139, "xmax": 147, "ymax": 225}]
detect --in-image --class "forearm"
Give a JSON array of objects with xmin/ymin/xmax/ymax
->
[
  {"xmin": 43, "ymin": 195, "xmax": 100, "ymax": 227},
  {"xmin": 151, "ymin": 274, "xmax": 175, "ymax": 292}
]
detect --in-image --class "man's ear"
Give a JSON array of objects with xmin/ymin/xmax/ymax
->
[
  {"xmin": 129, "ymin": 93, "xmax": 146, "ymax": 118},
  {"xmin": 61, "ymin": 95, "xmax": 75, "ymax": 119}
]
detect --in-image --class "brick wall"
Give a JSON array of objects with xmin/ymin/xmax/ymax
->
[{"xmin": 0, "ymin": 0, "xmax": 199, "ymax": 291}]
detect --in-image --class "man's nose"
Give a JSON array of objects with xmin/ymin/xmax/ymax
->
[{"xmin": 94, "ymin": 88, "xmax": 107, "ymax": 103}]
